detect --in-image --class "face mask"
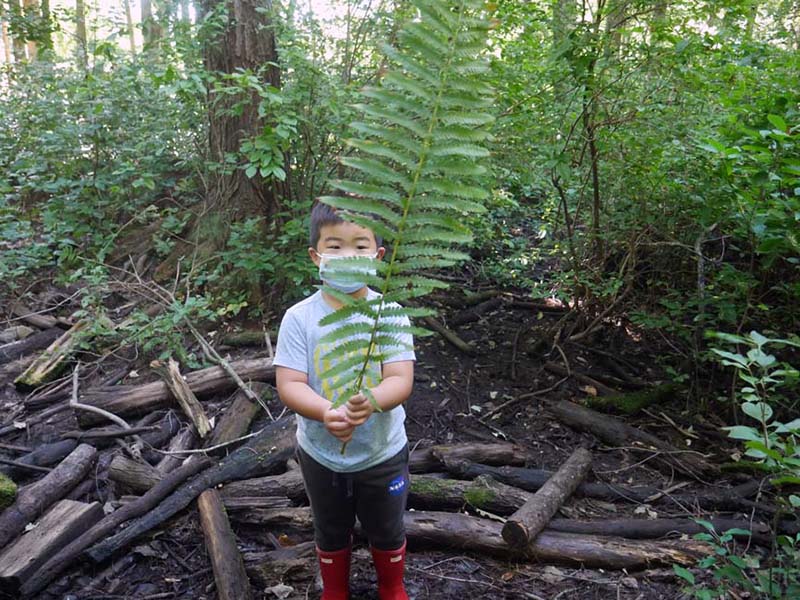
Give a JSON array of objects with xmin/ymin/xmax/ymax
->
[{"xmin": 316, "ymin": 252, "xmax": 378, "ymax": 293}]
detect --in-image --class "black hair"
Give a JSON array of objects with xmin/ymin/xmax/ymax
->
[{"xmin": 309, "ymin": 200, "xmax": 383, "ymax": 248}]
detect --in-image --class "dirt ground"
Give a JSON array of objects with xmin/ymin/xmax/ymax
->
[{"xmin": 0, "ymin": 282, "xmax": 756, "ymax": 599}]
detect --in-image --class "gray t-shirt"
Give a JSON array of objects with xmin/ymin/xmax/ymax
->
[{"xmin": 274, "ymin": 289, "xmax": 415, "ymax": 473}]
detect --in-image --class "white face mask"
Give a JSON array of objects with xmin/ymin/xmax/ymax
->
[{"xmin": 316, "ymin": 251, "xmax": 378, "ymax": 293}]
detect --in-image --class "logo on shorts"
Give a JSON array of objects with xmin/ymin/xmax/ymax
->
[{"xmin": 388, "ymin": 475, "xmax": 406, "ymax": 496}]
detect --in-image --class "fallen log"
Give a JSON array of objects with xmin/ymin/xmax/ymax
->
[
  {"xmin": 0, "ymin": 328, "xmax": 62, "ymax": 365},
  {"xmin": 407, "ymin": 474, "xmax": 772, "ymax": 545},
  {"xmin": 218, "ymin": 330, "xmax": 276, "ymax": 348},
  {"xmin": 502, "ymin": 448, "xmax": 593, "ymax": 548},
  {"xmin": 156, "ymin": 427, "xmax": 198, "ymax": 474},
  {"xmin": 205, "ymin": 383, "xmax": 268, "ymax": 452},
  {"xmin": 244, "ymin": 541, "xmax": 316, "ymax": 589},
  {"xmin": 78, "ymin": 358, "xmax": 275, "ymax": 425},
  {"xmin": 152, "ymin": 359, "xmax": 212, "ymax": 438},
  {"xmin": 20, "ymin": 457, "xmax": 212, "ymax": 597},
  {"xmin": 61, "ymin": 425, "xmax": 159, "ymax": 443},
  {"xmin": 0, "ymin": 325, "xmax": 34, "ymax": 344},
  {"xmin": 108, "ymin": 455, "xmax": 163, "ymax": 494},
  {"xmin": 0, "ymin": 355, "xmax": 37, "ymax": 385},
  {"xmin": 549, "ymin": 400, "xmax": 718, "ymax": 480},
  {"xmin": 586, "ymin": 384, "xmax": 677, "ymax": 415},
  {"xmin": 410, "ymin": 474, "xmax": 530, "ymax": 514},
  {"xmin": 9, "ymin": 303, "xmax": 69, "ymax": 331},
  {"xmin": 421, "ymin": 316, "xmax": 477, "ymax": 355},
  {"xmin": 449, "ymin": 296, "xmax": 505, "ymax": 327},
  {"xmin": 409, "ymin": 442, "xmax": 529, "ymax": 473},
  {"xmin": 231, "ymin": 507, "xmax": 709, "ymax": 570},
  {"xmin": 222, "ymin": 496, "xmax": 294, "ymax": 511},
  {"xmin": 220, "ymin": 469, "xmax": 306, "ymax": 503},
  {"xmin": 0, "ymin": 440, "xmax": 77, "ymax": 480},
  {"xmin": 544, "ymin": 362, "xmax": 618, "ymax": 396},
  {"xmin": 442, "ymin": 459, "xmax": 760, "ymax": 513},
  {"xmin": 84, "ymin": 415, "xmax": 295, "ymax": 563},
  {"xmin": 0, "ymin": 443, "xmax": 97, "ymax": 548},
  {"xmin": 198, "ymin": 489, "xmax": 253, "ymax": 600},
  {"xmin": 14, "ymin": 320, "xmax": 91, "ymax": 389},
  {"xmin": 0, "ymin": 499, "xmax": 103, "ymax": 595}
]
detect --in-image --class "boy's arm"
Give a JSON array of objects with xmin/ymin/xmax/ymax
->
[
  {"xmin": 345, "ymin": 360, "xmax": 414, "ymax": 426},
  {"xmin": 276, "ymin": 366, "xmax": 354, "ymax": 442}
]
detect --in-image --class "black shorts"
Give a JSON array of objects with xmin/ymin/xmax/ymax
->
[{"xmin": 297, "ymin": 445, "xmax": 410, "ymax": 551}]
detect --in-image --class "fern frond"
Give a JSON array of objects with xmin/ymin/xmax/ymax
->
[{"xmin": 317, "ymin": 0, "xmax": 494, "ymax": 415}]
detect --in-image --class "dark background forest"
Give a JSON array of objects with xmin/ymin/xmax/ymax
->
[{"xmin": 0, "ymin": 0, "xmax": 799, "ymax": 598}]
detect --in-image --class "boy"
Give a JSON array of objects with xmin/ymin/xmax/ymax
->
[{"xmin": 274, "ymin": 201, "xmax": 414, "ymax": 600}]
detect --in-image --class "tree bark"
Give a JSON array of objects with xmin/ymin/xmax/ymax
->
[
  {"xmin": 108, "ymin": 455, "xmax": 163, "ymax": 494},
  {"xmin": 22, "ymin": 0, "xmax": 36, "ymax": 59},
  {"xmin": 197, "ymin": 489, "xmax": 253, "ymax": 600},
  {"xmin": 0, "ymin": 499, "xmax": 103, "ymax": 595},
  {"xmin": 502, "ymin": 448, "xmax": 592, "ymax": 547},
  {"xmin": 75, "ymin": 0, "xmax": 86, "ymax": 67},
  {"xmin": 0, "ymin": 444, "xmax": 97, "ymax": 549},
  {"xmin": 151, "ymin": 359, "xmax": 212, "ymax": 438},
  {"xmin": 205, "ymin": 382, "xmax": 267, "ymax": 451},
  {"xmin": 155, "ymin": 427, "xmax": 198, "ymax": 474},
  {"xmin": 123, "ymin": 0, "xmax": 136, "ymax": 52}
]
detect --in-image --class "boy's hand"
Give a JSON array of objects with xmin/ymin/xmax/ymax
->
[
  {"xmin": 345, "ymin": 392, "xmax": 375, "ymax": 427},
  {"xmin": 323, "ymin": 406, "xmax": 354, "ymax": 443}
]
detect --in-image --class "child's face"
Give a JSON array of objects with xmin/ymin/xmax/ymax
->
[{"xmin": 309, "ymin": 221, "xmax": 385, "ymax": 266}]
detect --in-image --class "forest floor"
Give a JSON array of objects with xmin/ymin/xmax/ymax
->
[{"xmin": 0, "ymin": 273, "xmax": 772, "ymax": 600}]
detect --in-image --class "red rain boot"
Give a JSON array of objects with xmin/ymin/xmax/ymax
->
[
  {"xmin": 317, "ymin": 545, "xmax": 351, "ymax": 600},
  {"xmin": 371, "ymin": 541, "xmax": 409, "ymax": 600}
]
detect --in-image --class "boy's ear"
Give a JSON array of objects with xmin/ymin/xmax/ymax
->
[
  {"xmin": 376, "ymin": 247, "xmax": 386, "ymax": 260},
  {"xmin": 308, "ymin": 247, "xmax": 321, "ymax": 266}
]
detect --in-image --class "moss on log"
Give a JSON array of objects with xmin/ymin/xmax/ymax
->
[
  {"xmin": 586, "ymin": 383, "xmax": 677, "ymax": 415},
  {"xmin": 0, "ymin": 472, "xmax": 17, "ymax": 509}
]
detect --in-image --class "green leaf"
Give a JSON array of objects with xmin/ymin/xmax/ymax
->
[
  {"xmin": 673, "ymin": 565, "xmax": 695, "ymax": 585},
  {"xmin": 725, "ymin": 425, "xmax": 762, "ymax": 441},
  {"xmin": 741, "ymin": 402, "xmax": 773, "ymax": 423},
  {"xmin": 767, "ymin": 114, "xmax": 787, "ymax": 131}
]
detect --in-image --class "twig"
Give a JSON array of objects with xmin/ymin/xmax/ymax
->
[
  {"xmin": 148, "ymin": 426, "xmax": 268, "ymax": 455},
  {"xmin": 69, "ymin": 364, "xmax": 143, "ymax": 458},
  {"xmin": 0, "ymin": 456, "xmax": 53, "ymax": 473},
  {"xmin": 479, "ymin": 376, "xmax": 569, "ymax": 422},
  {"xmin": 188, "ymin": 323, "xmax": 275, "ymax": 421}
]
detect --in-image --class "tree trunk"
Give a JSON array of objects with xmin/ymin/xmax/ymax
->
[
  {"xmin": 2, "ymin": 17, "xmax": 12, "ymax": 67},
  {"xmin": 22, "ymin": 0, "xmax": 37, "ymax": 59},
  {"xmin": 141, "ymin": 0, "xmax": 162, "ymax": 49},
  {"xmin": 190, "ymin": 0, "xmax": 282, "ymax": 253},
  {"xmin": 409, "ymin": 442, "xmax": 529, "ymax": 473},
  {"xmin": 0, "ymin": 328, "xmax": 62, "ymax": 366},
  {"xmin": 7, "ymin": 0, "xmax": 26, "ymax": 62},
  {"xmin": 123, "ymin": 0, "xmax": 136, "ymax": 53},
  {"xmin": 75, "ymin": 0, "xmax": 86, "ymax": 67}
]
